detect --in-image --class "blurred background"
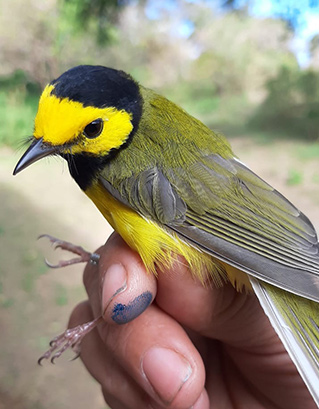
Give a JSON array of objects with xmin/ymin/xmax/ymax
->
[{"xmin": 1, "ymin": 0, "xmax": 319, "ymax": 408}]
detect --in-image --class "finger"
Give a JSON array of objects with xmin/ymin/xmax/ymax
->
[
  {"xmin": 81, "ymin": 238, "xmax": 208, "ymax": 409},
  {"xmin": 83, "ymin": 232, "xmax": 157, "ymax": 325},
  {"xmin": 155, "ymin": 256, "xmax": 223, "ymax": 333},
  {"xmin": 81, "ymin": 236, "xmax": 207, "ymax": 407},
  {"xmin": 100, "ymin": 303, "xmax": 206, "ymax": 408},
  {"xmin": 80, "ymin": 238, "xmax": 208, "ymax": 409},
  {"xmin": 70, "ymin": 300, "xmax": 207, "ymax": 409},
  {"xmin": 154, "ymin": 257, "xmax": 280, "ymax": 351},
  {"xmin": 155, "ymin": 263, "xmax": 312, "ymax": 407},
  {"xmin": 100, "ymin": 389, "xmax": 210, "ymax": 409}
]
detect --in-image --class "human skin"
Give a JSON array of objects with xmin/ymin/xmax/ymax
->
[{"xmin": 69, "ymin": 233, "xmax": 315, "ymax": 409}]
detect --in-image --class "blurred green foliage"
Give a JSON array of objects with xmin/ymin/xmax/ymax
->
[
  {"xmin": 0, "ymin": 0, "xmax": 319, "ymax": 147},
  {"xmin": 286, "ymin": 168, "xmax": 303, "ymax": 186},
  {"xmin": 63, "ymin": 0, "xmax": 128, "ymax": 44},
  {"xmin": 249, "ymin": 66, "xmax": 319, "ymax": 140},
  {"xmin": 0, "ymin": 71, "xmax": 40, "ymax": 147},
  {"xmin": 296, "ymin": 143, "xmax": 319, "ymax": 160}
]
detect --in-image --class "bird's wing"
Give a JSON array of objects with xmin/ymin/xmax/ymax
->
[
  {"xmin": 250, "ymin": 278, "xmax": 319, "ymax": 407},
  {"xmin": 99, "ymin": 154, "xmax": 319, "ymax": 302}
]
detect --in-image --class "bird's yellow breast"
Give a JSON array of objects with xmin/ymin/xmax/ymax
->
[
  {"xmin": 85, "ymin": 180, "xmax": 215, "ymax": 281},
  {"xmin": 85, "ymin": 180, "xmax": 251, "ymax": 290}
]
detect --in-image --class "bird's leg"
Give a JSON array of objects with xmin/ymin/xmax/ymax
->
[
  {"xmin": 38, "ymin": 234, "xmax": 100, "ymax": 268},
  {"xmin": 38, "ymin": 316, "xmax": 104, "ymax": 364},
  {"xmin": 38, "ymin": 234, "xmax": 102, "ymax": 363}
]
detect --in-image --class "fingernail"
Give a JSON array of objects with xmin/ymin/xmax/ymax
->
[
  {"xmin": 102, "ymin": 263, "xmax": 127, "ymax": 315},
  {"xmin": 111, "ymin": 291, "xmax": 152, "ymax": 324},
  {"xmin": 142, "ymin": 347, "xmax": 192, "ymax": 404}
]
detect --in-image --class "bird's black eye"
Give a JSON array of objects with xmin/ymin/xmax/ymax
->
[{"xmin": 83, "ymin": 119, "xmax": 103, "ymax": 139}]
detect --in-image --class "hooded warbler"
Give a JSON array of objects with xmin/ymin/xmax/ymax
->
[{"xmin": 13, "ymin": 65, "xmax": 319, "ymax": 404}]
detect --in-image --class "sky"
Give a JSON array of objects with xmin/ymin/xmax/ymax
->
[
  {"xmin": 234, "ymin": 0, "xmax": 319, "ymax": 66},
  {"xmin": 293, "ymin": 11, "xmax": 319, "ymax": 65},
  {"xmin": 146, "ymin": 0, "xmax": 319, "ymax": 66}
]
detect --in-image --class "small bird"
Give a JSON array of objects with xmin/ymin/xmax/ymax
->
[{"xmin": 14, "ymin": 65, "xmax": 319, "ymax": 405}]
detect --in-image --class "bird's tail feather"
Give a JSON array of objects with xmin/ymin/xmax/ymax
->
[{"xmin": 250, "ymin": 278, "xmax": 319, "ymax": 407}]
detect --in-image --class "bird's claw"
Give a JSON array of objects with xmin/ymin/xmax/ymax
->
[
  {"xmin": 36, "ymin": 235, "xmax": 102, "ymax": 363},
  {"xmin": 38, "ymin": 234, "xmax": 100, "ymax": 267},
  {"xmin": 38, "ymin": 316, "xmax": 103, "ymax": 364}
]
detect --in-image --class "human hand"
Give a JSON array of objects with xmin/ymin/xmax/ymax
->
[{"xmin": 69, "ymin": 233, "xmax": 315, "ymax": 409}]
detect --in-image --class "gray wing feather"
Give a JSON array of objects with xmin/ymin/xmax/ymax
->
[
  {"xmin": 99, "ymin": 156, "xmax": 319, "ymax": 301},
  {"xmin": 100, "ymin": 167, "xmax": 186, "ymax": 225}
]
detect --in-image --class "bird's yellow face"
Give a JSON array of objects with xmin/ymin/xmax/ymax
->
[
  {"xmin": 34, "ymin": 84, "xmax": 134, "ymax": 156},
  {"xmin": 13, "ymin": 65, "xmax": 142, "ymax": 184}
]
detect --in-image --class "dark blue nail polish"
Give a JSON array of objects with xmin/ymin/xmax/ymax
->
[{"xmin": 111, "ymin": 291, "xmax": 153, "ymax": 324}]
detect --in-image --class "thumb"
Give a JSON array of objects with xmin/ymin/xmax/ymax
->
[{"xmin": 83, "ymin": 232, "xmax": 157, "ymax": 325}]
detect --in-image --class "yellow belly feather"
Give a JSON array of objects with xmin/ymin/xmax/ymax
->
[{"xmin": 86, "ymin": 181, "xmax": 251, "ymax": 290}]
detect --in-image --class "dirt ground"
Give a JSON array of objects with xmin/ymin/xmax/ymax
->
[{"xmin": 0, "ymin": 137, "xmax": 319, "ymax": 409}]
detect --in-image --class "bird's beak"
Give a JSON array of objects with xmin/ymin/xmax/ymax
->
[{"xmin": 13, "ymin": 138, "xmax": 58, "ymax": 175}]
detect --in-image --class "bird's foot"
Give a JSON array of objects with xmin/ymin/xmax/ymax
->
[
  {"xmin": 39, "ymin": 234, "xmax": 100, "ymax": 268},
  {"xmin": 38, "ymin": 316, "xmax": 103, "ymax": 364},
  {"xmin": 37, "ymin": 235, "xmax": 101, "ymax": 363}
]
